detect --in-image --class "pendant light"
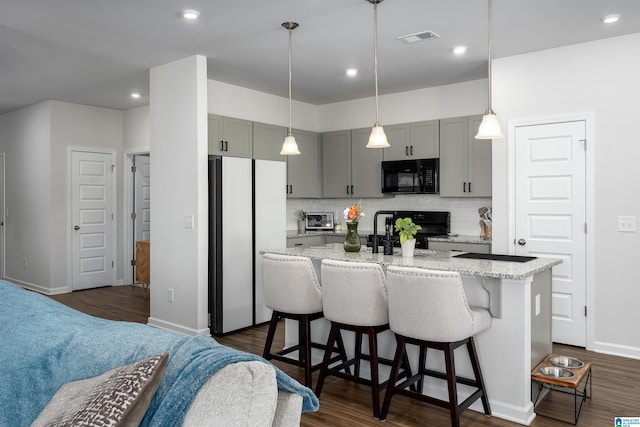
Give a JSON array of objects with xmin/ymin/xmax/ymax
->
[
  {"xmin": 366, "ymin": 0, "xmax": 389, "ymax": 148},
  {"xmin": 280, "ymin": 22, "xmax": 301, "ymax": 155},
  {"xmin": 475, "ymin": 0, "xmax": 504, "ymax": 139}
]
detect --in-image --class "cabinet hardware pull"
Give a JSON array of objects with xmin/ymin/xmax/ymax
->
[
  {"xmin": 219, "ymin": 140, "xmax": 224, "ymax": 151},
  {"xmin": 463, "ymin": 182, "xmax": 466, "ymax": 193},
  {"xmin": 351, "ymin": 185, "xmax": 354, "ymax": 194},
  {"xmin": 405, "ymin": 146, "xmax": 409, "ymax": 156},
  {"xmin": 410, "ymin": 145, "xmax": 414, "ymax": 155},
  {"xmin": 346, "ymin": 185, "xmax": 350, "ymax": 194},
  {"xmin": 469, "ymin": 182, "xmax": 472, "ymax": 193},
  {"xmin": 224, "ymin": 141, "xmax": 229, "ymax": 151},
  {"xmin": 289, "ymin": 185, "xmax": 293, "ymax": 194}
]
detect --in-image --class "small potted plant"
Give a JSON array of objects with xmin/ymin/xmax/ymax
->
[
  {"xmin": 395, "ymin": 217, "xmax": 422, "ymax": 258},
  {"xmin": 295, "ymin": 210, "xmax": 307, "ymax": 234}
]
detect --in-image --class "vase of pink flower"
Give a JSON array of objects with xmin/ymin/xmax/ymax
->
[{"xmin": 343, "ymin": 201, "xmax": 364, "ymax": 252}]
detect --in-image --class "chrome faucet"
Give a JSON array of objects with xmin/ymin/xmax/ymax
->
[{"xmin": 372, "ymin": 210, "xmax": 396, "ymax": 253}]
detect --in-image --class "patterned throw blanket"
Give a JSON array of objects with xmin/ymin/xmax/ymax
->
[{"xmin": 0, "ymin": 280, "xmax": 318, "ymax": 426}]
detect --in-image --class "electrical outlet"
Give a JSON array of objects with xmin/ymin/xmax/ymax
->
[
  {"xmin": 168, "ymin": 289, "xmax": 175, "ymax": 303},
  {"xmin": 618, "ymin": 216, "xmax": 636, "ymax": 232}
]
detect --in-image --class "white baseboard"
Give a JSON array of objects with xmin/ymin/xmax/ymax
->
[
  {"xmin": 147, "ymin": 316, "xmax": 210, "ymax": 337},
  {"xmin": 592, "ymin": 341, "xmax": 640, "ymax": 360},
  {"xmin": 5, "ymin": 277, "xmax": 69, "ymax": 295}
]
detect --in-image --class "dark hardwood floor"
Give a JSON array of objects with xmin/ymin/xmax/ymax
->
[{"xmin": 49, "ymin": 286, "xmax": 640, "ymax": 426}]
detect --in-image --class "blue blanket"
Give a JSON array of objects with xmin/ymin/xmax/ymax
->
[{"xmin": 0, "ymin": 280, "xmax": 318, "ymax": 426}]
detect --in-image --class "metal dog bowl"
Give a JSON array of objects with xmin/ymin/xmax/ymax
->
[
  {"xmin": 538, "ymin": 366, "xmax": 575, "ymax": 378},
  {"xmin": 548, "ymin": 356, "xmax": 584, "ymax": 369}
]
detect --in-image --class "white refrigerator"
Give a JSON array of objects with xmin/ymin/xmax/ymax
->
[{"xmin": 208, "ymin": 156, "xmax": 286, "ymax": 335}]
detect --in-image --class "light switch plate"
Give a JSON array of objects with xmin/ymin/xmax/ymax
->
[
  {"xmin": 618, "ymin": 216, "xmax": 636, "ymax": 232},
  {"xmin": 184, "ymin": 215, "xmax": 194, "ymax": 229}
]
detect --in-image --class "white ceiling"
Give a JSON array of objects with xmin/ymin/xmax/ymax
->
[{"xmin": 1, "ymin": 0, "xmax": 639, "ymax": 115}]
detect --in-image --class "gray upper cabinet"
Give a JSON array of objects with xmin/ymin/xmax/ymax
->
[
  {"xmin": 383, "ymin": 120, "xmax": 439, "ymax": 161},
  {"xmin": 439, "ymin": 115, "xmax": 491, "ymax": 197},
  {"xmin": 322, "ymin": 129, "xmax": 384, "ymax": 198},
  {"xmin": 322, "ymin": 131, "xmax": 351, "ymax": 198},
  {"xmin": 253, "ymin": 122, "xmax": 286, "ymax": 162},
  {"xmin": 351, "ymin": 128, "xmax": 384, "ymax": 198},
  {"xmin": 208, "ymin": 115, "xmax": 253, "ymax": 158},
  {"xmin": 287, "ymin": 129, "xmax": 322, "ymax": 198}
]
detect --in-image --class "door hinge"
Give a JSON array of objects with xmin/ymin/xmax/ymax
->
[
  {"xmin": 112, "ymin": 261, "xmax": 114, "ymax": 268},
  {"xmin": 131, "ymin": 259, "xmax": 136, "ymax": 266},
  {"xmin": 579, "ymin": 138, "xmax": 586, "ymax": 151},
  {"xmin": 131, "ymin": 212, "xmax": 137, "ymax": 220},
  {"xmin": 584, "ymin": 223, "xmax": 587, "ymax": 234},
  {"xmin": 111, "ymin": 164, "xmax": 115, "ymax": 172},
  {"xmin": 131, "ymin": 165, "xmax": 137, "ymax": 173},
  {"xmin": 584, "ymin": 306, "xmax": 587, "ymax": 317}
]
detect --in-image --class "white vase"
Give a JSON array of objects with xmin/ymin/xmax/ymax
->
[
  {"xmin": 401, "ymin": 239, "xmax": 416, "ymax": 258},
  {"xmin": 297, "ymin": 220, "xmax": 306, "ymax": 234}
]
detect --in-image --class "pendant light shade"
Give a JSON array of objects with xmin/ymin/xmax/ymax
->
[
  {"xmin": 365, "ymin": 0, "xmax": 389, "ymax": 149},
  {"xmin": 280, "ymin": 22, "xmax": 301, "ymax": 155},
  {"xmin": 475, "ymin": 0, "xmax": 504, "ymax": 140}
]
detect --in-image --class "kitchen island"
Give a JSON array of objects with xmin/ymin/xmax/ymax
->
[{"xmin": 263, "ymin": 244, "xmax": 561, "ymax": 425}]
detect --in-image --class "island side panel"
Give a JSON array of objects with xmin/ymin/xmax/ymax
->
[{"xmin": 531, "ymin": 269, "xmax": 553, "ymax": 368}]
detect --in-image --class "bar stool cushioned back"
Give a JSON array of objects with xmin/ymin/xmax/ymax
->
[
  {"xmin": 386, "ymin": 267, "xmax": 491, "ymax": 342},
  {"xmin": 321, "ymin": 259, "xmax": 388, "ymax": 327},
  {"xmin": 263, "ymin": 253, "xmax": 322, "ymax": 314}
]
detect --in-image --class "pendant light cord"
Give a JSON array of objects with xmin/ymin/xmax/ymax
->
[
  {"xmin": 487, "ymin": 0, "xmax": 493, "ymax": 110},
  {"xmin": 373, "ymin": 1, "xmax": 380, "ymax": 124},
  {"xmin": 288, "ymin": 26, "xmax": 293, "ymax": 135}
]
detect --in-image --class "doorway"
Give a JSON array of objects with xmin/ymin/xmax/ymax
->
[
  {"xmin": 510, "ymin": 117, "xmax": 591, "ymax": 347},
  {"xmin": 124, "ymin": 152, "xmax": 151, "ymax": 285},
  {"xmin": 70, "ymin": 149, "xmax": 117, "ymax": 290}
]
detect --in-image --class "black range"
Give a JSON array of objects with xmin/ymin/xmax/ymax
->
[{"xmin": 366, "ymin": 210, "xmax": 450, "ymax": 250}]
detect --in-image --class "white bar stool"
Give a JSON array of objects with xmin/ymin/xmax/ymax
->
[
  {"xmin": 261, "ymin": 253, "xmax": 348, "ymax": 388},
  {"xmin": 315, "ymin": 259, "xmax": 412, "ymax": 418},
  {"xmin": 381, "ymin": 266, "xmax": 492, "ymax": 427}
]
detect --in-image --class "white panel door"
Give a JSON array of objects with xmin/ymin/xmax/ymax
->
[
  {"xmin": 254, "ymin": 159, "xmax": 286, "ymax": 324},
  {"xmin": 134, "ymin": 155, "xmax": 151, "ymax": 242},
  {"xmin": 72, "ymin": 151, "xmax": 115, "ymax": 290},
  {"xmin": 515, "ymin": 121, "xmax": 586, "ymax": 346}
]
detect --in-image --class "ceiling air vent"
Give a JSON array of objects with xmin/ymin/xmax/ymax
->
[{"xmin": 397, "ymin": 30, "xmax": 440, "ymax": 44}]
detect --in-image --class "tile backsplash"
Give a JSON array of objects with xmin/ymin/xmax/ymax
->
[{"xmin": 287, "ymin": 195, "xmax": 491, "ymax": 237}]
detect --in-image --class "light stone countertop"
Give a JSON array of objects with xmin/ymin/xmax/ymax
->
[
  {"xmin": 264, "ymin": 243, "xmax": 561, "ymax": 280},
  {"xmin": 286, "ymin": 231, "xmax": 490, "ymax": 245}
]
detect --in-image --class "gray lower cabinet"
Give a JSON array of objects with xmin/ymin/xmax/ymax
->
[
  {"xmin": 286, "ymin": 235, "xmax": 325, "ymax": 248},
  {"xmin": 287, "ymin": 129, "xmax": 322, "ymax": 198},
  {"xmin": 322, "ymin": 129, "xmax": 383, "ymax": 198},
  {"xmin": 439, "ymin": 115, "xmax": 491, "ymax": 197},
  {"xmin": 208, "ymin": 114, "xmax": 253, "ymax": 158},
  {"xmin": 252, "ymin": 122, "xmax": 286, "ymax": 162},
  {"xmin": 383, "ymin": 120, "xmax": 439, "ymax": 161}
]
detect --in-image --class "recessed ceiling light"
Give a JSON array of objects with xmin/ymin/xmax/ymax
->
[
  {"xmin": 346, "ymin": 68, "xmax": 358, "ymax": 77},
  {"xmin": 131, "ymin": 92, "xmax": 141, "ymax": 99},
  {"xmin": 453, "ymin": 46, "xmax": 467, "ymax": 55},
  {"xmin": 181, "ymin": 9, "xmax": 200, "ymax": 20},
  {"xmin": 601, "ymin": 14, "xmax": 620, "ymax": 24}
]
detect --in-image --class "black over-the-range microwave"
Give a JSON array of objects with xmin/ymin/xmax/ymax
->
[{"xmin": 381, "ymin": 158, "xmax": 439, "ymax": 194}]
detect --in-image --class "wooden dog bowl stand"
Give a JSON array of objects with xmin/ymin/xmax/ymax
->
[{"xmin": 531, "ymin": 354, "xmax": 592, "ymax": 425}]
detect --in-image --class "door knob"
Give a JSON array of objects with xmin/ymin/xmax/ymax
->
[
  {"xmin": 74, "ymin": 225, "xmax": 80, "ymax": 231},
  {"xmin": 517, "ymin": 238, "xmax": 526, "ymax": 246}
]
